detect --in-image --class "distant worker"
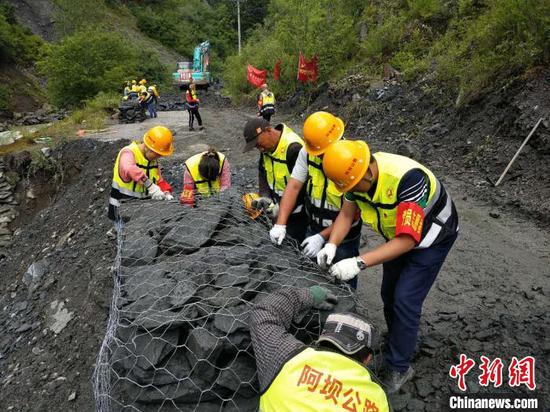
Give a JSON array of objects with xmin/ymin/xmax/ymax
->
[
  {"xmin": 148, "ymin": 84, "xmax": 160, "ymax": 111},
  {"xmin": 180, "ymin": 148, "xmax": 231, "ymax": 207},
  {"xmin": 257, "ymin": 83, "xmax": 275, "ymax": 122},
  {"xmin": 123, "ymin": 81, "xmax": 131, "ymax": 97},
  {"xmin": 108, "ymin": 126, "xmax": 174, "ymax": 221},
  {"xmin": 138, "ymin": 78, "xmax": 147, "ymax": 93},
  {"xmin": 186, "ymin": 83, "xmax": 203, "ymax": 131},
  {"xmin": 242, "ymin": 118, "xmax": 307, "ymax": 242},
  {"xmin": 317, "ymin": 139, "xmax": 459, "ymax": 393},
  {"xmin": 250, "ymin": 287, "xmax": 390, "ymax": 412},
  {"xmin": 139, "ymin": 91, "xmax": 157, "ymax": 118},
  {"xmin": 128, "ymin": 80, "xmax": 139, "ymax": 99},
  {"xmin": 269, "ymin": 112, "xmax": 363, "ymax": 288}
]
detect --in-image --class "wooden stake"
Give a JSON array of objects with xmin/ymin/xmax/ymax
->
[{"xmin": 495, "ymin": 117, "xmax": 544, "ymax": 187}]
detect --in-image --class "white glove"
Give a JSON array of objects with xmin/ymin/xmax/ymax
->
[
  {"xmin": 301, "ymin": 234, "xmax": 326, "ymax": 258},
  {"xmin": 148, "ymin": 183, "xmax": 166, "ymax": 200},
  {"xmin": 164, "ymin": 193, "xmax": 174, "ymax": 201},
  {"xmin": 269, "ymin": 224, "xmax": 286, "ymax": 245},
  {"xmin": 317, "ymin": 243, "xmax": 337, "ymax": 269},
  {"xmin": 329, "ymin": 257, "xmax": 363, "ymax": 281}
]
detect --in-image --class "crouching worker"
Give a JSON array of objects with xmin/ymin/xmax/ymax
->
[
  {"xmin": 180, "ymin": 148, "xmax": 231, "ymax": 207},
  {"xmin": 108, "ymin": 126, "xmax": 174, "ymax": 221},
  {"xmin": 251, "ymin": 287, "xmax": 390, "ymax": 412}
]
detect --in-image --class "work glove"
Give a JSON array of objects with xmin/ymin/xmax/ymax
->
[
  {"xmin": 301, "ymin": 234, "xmax": 326, "ymax": 258},
  {"xmin": 309, "ymin": 285, "xmax": 338, "ymax": 311},
  {"xmin": 269, "ymin": 224, "xmax": 286, "ymax": 245},
  {"xmin": 329, "ymin": 257, "xmax": 364, "ymax": 281},
  {"xmin": 317, "ymin": 243, "xmax": 337, "ymax": 269},
  {"xmin": 252, "ymin": 197, "xmax": 279, "ymax": 219},
  {"xmin": 164, "ymin": 193, "xmax": 174, "ymax": 201},
  {"xmin": 148, "ymin": 183, "xmax": 167, "ymax": 200}
]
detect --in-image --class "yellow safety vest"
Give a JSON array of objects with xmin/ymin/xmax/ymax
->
[
  {"xmin": 185, "ymin": 151, "xmax": 226, "ymax": 197},
  {"xmin": 351, "ymin": 152, "xmax": 440, "ymax": 241},
  {"xmin": 111, "ymin": 141, "xmax": 159, "ymax": 199},
  {"xmin": 131, "ymin": 85, "xmax": 140, "ymax": 92},
  {"xmin": 261, "ymin": 91, "xmax": 275, "ymax": 105},
  {"xmin": 260, "ymin": 348, "xmax": 389, "ymax": 412},
  {"xmin": 262, "ymin": 124, "xmax": 304, "ymax": 199},
  {"xmin": 306, "ymin": 154, "xmax": 343, "ymax": 227}
]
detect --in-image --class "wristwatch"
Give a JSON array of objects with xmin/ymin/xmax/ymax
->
[{"xmin": 356, "ymin": 257, "xmax": 367, "ymax": 270}]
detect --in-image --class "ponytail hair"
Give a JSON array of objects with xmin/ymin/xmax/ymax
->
[{"xmin": 198, "ymin": 148, "xmax": 221, "ymax": 181}]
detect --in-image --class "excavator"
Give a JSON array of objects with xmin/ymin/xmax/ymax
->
[{"xmin": 172, "ymin": 41, "xmax": 212, "ymax": 89}]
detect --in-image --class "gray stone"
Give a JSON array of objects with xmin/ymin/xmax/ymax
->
[
  {"xmin": 407, "ymin": 398, "xmax": 425, "ymax": 411},
  {"xmin": 415, "ymin": 377, "xmax": 434, "ymax": 398},
  {"xmin": 216, "ymin": 354, "xmax": 258, "ymax": 396},
  {"xmin": 121, "ymin": 231, "xmax": 158, "ymax": 267},
  {"xmin": 213, "ymin": 305, "xmax": 250, "ymax": 334},
  {"xmin": 196, "ymin": 286, "xmax": 243, "ymax": 307},
  {"xmin": 23, "ymin": 258, "xmax": 50, "ymax": 290},
  {"xmin": 214, "ymin": 264, "xmax": 250, "ymax": 287},
  {"xmin": 132, "ymin": 329, "xmax": 179, "ymax": 370},
  {"xmin": 48, "ymin": 300, "xmax": 74, "ymax": 334}
]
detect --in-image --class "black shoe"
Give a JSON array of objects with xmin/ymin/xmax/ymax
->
[
  {"xmin": 189, "ymin": 127, "xmax": 195, "ymax": 131},
  {"xmin": 199, "ymin": 126, "xmax": 204, "ymax": 130},
  {"xmin": 381, "ymin": 366, "xmax": 414, "ymax": 394}
]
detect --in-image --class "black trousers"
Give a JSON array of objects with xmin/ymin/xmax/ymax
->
[{"xmin": 188, "ymin": 107, "xmax": 202, "ymax": 128}]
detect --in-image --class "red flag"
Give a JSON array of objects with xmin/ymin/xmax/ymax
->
[
  {"xmin": 274, "ymin": 60, "xmax": 281, "ymax": 81},
  {"xmin": 247, "ymin": 64, "xmax": 267, "ymax": 88},
  {"xmin": 297, "ymin": 53, "xmax": 318, "ymax": 83}
]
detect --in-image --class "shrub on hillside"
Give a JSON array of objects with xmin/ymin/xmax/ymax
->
[
  {"xmin": 38, "ymin": 29, "xmax": 167, "ymax": 107},
  {"xmin": 0, "ymin": 4, "xmax": 43, "ymax": 64}
]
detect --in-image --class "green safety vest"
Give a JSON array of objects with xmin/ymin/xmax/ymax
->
[
  {"xmin": 185, "ymin": 151, "xmax": 226, "ymax": 197},
  {"xmin": 262, "ymin": 124, "xmax": 304, "ymax": 199},
  {"xmin": 351, "ymin": 152, "xmax": 440, "ymax": 242},
  {"xmin": 260, "ymin": 347, "xmax": 389, "ymax": 412}
]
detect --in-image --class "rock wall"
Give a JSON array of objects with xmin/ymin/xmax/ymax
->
[{"xmin": 0, "ymin": 159, "xmax": 17, "ymax": 250}]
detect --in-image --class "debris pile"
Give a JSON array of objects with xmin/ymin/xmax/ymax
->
[
  {"xmin": 0, "ymin": 159, "xmax": 17, "ymax": 249},
  {"xmin": 94, "ymin": 191, "xmax": 356, "ymax": 411}
]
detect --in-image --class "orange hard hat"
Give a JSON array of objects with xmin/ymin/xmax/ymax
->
[
  {"xmin": 322, "ymin": 140, "xmax": 370, "ymax": 193},
  {"xmin": 303, "ymin": 111, "xmax": 345, "ymax": 156},
  {"xmin": 143, "ymin": 126, "xmax": 173, "ymax": 156},
  {"xmin": 139, "ymin": 79, "xmax": 147, "ymax": 85},
  {"xmin": 242, "ymin": 192, "xmax": 262, "ymax": 219}
]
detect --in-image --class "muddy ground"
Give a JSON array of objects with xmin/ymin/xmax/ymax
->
[{"xmin": 0, "ymin": 77, "xmax": 548, "ymax": 411}]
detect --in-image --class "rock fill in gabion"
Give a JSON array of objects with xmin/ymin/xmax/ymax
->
[{"xmin": 93, "ymin": 190, "xmax": 357, "ymax": 411}]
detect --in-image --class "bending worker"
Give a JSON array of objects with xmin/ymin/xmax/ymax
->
[
  {"xmin": 250, "ymin": 287, "xmax": 390, "ymax": 412},
  {"xmin": 269, "ymin": 112, "xmax": 362, "ymax": 288},
  {"xmin": 257, "ymin": 83, "xmax": 276, "ymax": 122},
  {"xmin": 242, "ymin": 118, "xmax": 307, "ymax": 242},
  {"xmin": 317, "ymin": 140, "xmax": 459, "ymax": 393},
  {"xmin": 180, "ymin": 148, "xmax": 230, "ymax": 207},
  {"xmin": 108, "ymin": 126, "xmax": 174, "ymax": 221}
]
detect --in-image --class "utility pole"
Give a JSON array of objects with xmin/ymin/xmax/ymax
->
[{"xmin": 237, "ymin": 0, "xmax": 242, "ymax": 54}]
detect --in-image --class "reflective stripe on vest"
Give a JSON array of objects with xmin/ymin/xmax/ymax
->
[
  {"xmin": 109, "ymin": 142, "xmax": 160, "ymax": 214},
  {"xmin": 260, "ymin": 91, "xmax": 275, "ymax": 112},
  {"xmin": 260, "ymin": 347, "xmax": 389, "ymax": 412},
  {"xmin": 306, "ymin": 155, "xmax": 343, "ymax": 227},
  {"xmin": 185, "ymin": 151, "xmax": 226, "ymax": 197},
  {"xmin": 262, "ymin": 124, "xmax": 304, "ymax": 199},
  {"xmin": 352, "ymin": 152, "xmax": 440, "ymax": 244}
]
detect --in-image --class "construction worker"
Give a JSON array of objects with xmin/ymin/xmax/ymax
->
[
  {"xmin": 129, "ymin": 80, "xmax": 139, "ymax": 99},
  {"xmin": 138, "ymin": 78, "xmax": 147, "ymax": 93},
  {"xmin": 317, "ymin": 139, "xmax": 459, "ymax": 393},
  {"xmin": 148, "ymin": 84, "xmax": 160, "ymax": 111},
  {"xmin": 251, "ymin": 287, "xmax": 389, "ymax": 412},
  {"xmin": 139, "ymin": 91, "xmax": 157, "ymax": 118},
  {"xmin": 269, "ymin": 112, "xmax": 363, "ymax": 288},
  {"xmin": 108, "ymin": 126, "xmax": 174, "ymax": 221},
  {"xmin": 180, "ymin": 148, "xmax": 231, "ymax": 207},
  {"xmin": 123, "ymin": 81, "xmax": 131, "ymax": 97},
  {"xmin": 257, "ymin": 83, "xmax": 275, "ymax": 122},
  {"xmin": 242, "ymin": 117, "xmax": 308, "ymax": 243},
  {"xmin": 186, "ymin": 83, "xmax": 203, "ymax": 131}
]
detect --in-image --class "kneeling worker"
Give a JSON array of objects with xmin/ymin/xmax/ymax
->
[
  {"xmin": 242, "ymin": 118, "xmax": 307, "ymax": 242},
  {"xmin": 180, "ymin": 148, "xmax": 231, "ymax": 207},
  {"xmin": 108, "ymin": 126, "xmax": 174, "ymax": 221},
  {"xmin": 269, "ymin": 112, "xmax": 362, "ymax": 288},
  {"xmin": 318, "ymin": 140, "xmax": 459, "ymax": 393},
  {"xmin": 251, "ymin": 286, "xmax": 390, "ymax": 412}
]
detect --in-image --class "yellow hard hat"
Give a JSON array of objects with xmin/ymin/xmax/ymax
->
[
  {"xmin": 303, "ymin": 111, "xmax": 345, "ymax": 156},
  {"xmin": 143, "ymin": 126, "xmax": 173, "ymax": 156},
  {"xmin": 139, "ymin": 79, "xmax": 147, "ymax": 85},
  {"xmin": 131, "ymin": 80, "xmax": 137, "ymax": 84},
  {"xmin": 322, "ymin": 140, "xmax": 370, "ymax": 193},
  {"xmin": 242, "ymin": 193, "xmax": 262, "ymax": 219}
]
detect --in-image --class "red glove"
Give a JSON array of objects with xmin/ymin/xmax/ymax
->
[{"xmin": 157, "ymin": 179, "xmax": 173, "ymax": 193}]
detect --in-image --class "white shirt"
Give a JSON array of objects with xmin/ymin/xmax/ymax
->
[{"xmin": 290, "ymin": 147, "xmax": 309, "ymax": 183}]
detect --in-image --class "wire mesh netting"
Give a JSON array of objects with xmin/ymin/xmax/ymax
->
[{"xmin": 93, "ymin": 189, "xmax": 360, "ymax": 411}]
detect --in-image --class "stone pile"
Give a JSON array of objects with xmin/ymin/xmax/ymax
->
[
  {"xmin": 99, "ymin": 191, "xmax": 355, "ymax": 411},
  {"xmin": 0, "ymin": 160, "xmax": 17, "ymax": 249}
]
